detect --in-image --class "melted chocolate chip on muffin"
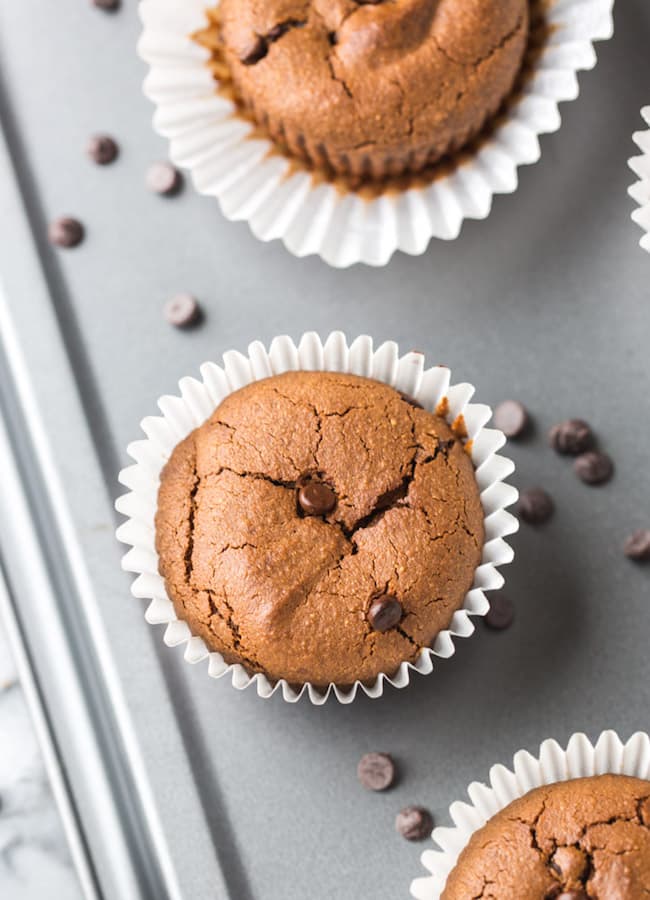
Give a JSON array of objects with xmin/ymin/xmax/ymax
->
[
  {"xmin": 442, "ymin": 775, "xmax": 650, "ymax": 899},
  {"xmin": 206, "ymin": 0, "xmax": 529, "ymax": 179},
  {"xmin": 155, "ymin": 371, "xmax": 484, "ymax": 686}
]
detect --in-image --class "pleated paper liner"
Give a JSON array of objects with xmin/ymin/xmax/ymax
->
[
  {"xmin": 629, "ymin": 106, "xmax": 650, "ymax": 254},
  {"xmin": 116, "ymin": 332, "xmax": 518, "ymax": 705},
  {"xmin": 137, "ymin": 0, "xmax": 614, "ymax": 267},
  {"xmin": 411, "ymin": 729, "xmax": 650, "ymax": 899}
]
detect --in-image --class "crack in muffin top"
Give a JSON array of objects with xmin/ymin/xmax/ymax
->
[
  {"xmin": 441, "ymin": 775, "xmax": 650, "ymax": 899},
  {"xmin": 208, "ymin": 0, "xmax": 530, "ymax": 177},
  {"xmin": 155, "ymin": 371, "xmax": 484, "ymax": 687}
]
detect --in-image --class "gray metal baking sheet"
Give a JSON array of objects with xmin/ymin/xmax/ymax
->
[{"xmin": 1, "ymin": 2, "xmax": 650, "ymax": 899}]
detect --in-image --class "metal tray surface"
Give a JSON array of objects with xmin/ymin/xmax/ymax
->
[{"xmin": 1, "ymin": 2, "xmax": 650, "ymax": 899}]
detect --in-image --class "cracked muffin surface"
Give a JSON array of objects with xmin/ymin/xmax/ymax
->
[
  {"xmin": 209, "ymin": 0, "xmax": 529, "ymax": 178},
  {"xmin": 441, "ymin": 774, "xmax": 650, "ymax": 899},
  {"xmin": 155, "ymin": 371, "xmax": 484, "ymax": 686}
]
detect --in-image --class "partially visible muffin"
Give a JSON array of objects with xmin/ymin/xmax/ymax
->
[
  {"xmin": 442, "ymin": 774, "xmax": 650, "ymax": 899},
  {"xmin": 155, "ymin": 371, "xmax": 484, "ymax": 687},
  {"xmin": 207, "ymin": 0, "xmax": 529, "ymax": 179}
]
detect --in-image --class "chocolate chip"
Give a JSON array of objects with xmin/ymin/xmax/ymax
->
[
  {"xmin": 574, "ymin": 450, "xmax": 613, "ymax": 485},
  {"xmin": 624, "ymin": 529, "xmax": 650, "ymax": 561},
  {"xmin": 240, "ymin": 35, "xmax": 268, "ymax": 65},
  {"xmin": 87, "ymin": 134, "xmax": 118, "ymax": 165},
  {"xmin": 146, "ymin": 161, "xmax": 182, "ymax": 196},
  {"xmin": 493, "ymin": 400, "xmax": 529, "ymax": 438},
  {"xmin": 368, "ymin": 596, "xmax": 402, "ymax": 632},
  {"xmin": 549, "ymin": 419, "xmax": 594, "ymax": 455},
  {"xmin": 485, "ymin": 595, "xmax": 514, "ymax": 630},
  {"xmin": 357, "ymin": 753, "xmax": 396, "ymax": 791},
  {"xmin": 48, "ymin": 217, "xmax": 84, "ymax": 248},
  {"xmin": 164, "ymin": 293, "xmax": 201, "ymax": 328},
  {"xmin": 518, "ymin": 487, "xmax": 554, "ymax": 525},
  {"xmin": 92, "ymin": 0, "xmax": 119, "ymax": 9},
  {"xmin": 298, "ymin": 482, "xmax": 336, "ymax": 516},
  {"xmin": 395, "ymin": 806, "xmax": 433, "ymax": 841}
]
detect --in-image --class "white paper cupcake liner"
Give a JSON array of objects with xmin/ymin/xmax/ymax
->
[
  {"xmin": 115, "ymin": 331, "xmax": 518, "ymax": 704},
  {"xmin": 411, "ymin": 729, "xmax": 650, "ymax": 899},
  {"xmin": 629, "ymin": 106, "xmax": 650, "ymax": 254},
  {"xmin": 137, "ymin": 0, "xmax": 614, "ymax": 268}
]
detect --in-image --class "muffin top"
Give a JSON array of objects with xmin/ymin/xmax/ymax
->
[
  {"xmin": 442, "ymin": 774, "xmax": 650, "ymax": 899},
  {"xmin": 155, "ymin": 371, "xmax": 484, "ymax": 687},
  {"xmin": 215, "ymin": 0, "xmax": 529, "ymax": 174}
]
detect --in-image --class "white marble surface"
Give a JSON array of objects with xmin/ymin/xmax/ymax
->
[{"xmin": 0, "ymin": 622, "xmax": 81, "ymax": 900}]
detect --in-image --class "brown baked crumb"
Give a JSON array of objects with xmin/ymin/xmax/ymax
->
[
  {"xmin": 194, "ymin": 0, "xmax": 530, "ymax": 181},
  {"xmin": 442, "ymin": 775, "xmax": 650, "ymax": 899},
  {"xmin": 155, "ymin": 371, "xmax": 484, "ymax": 686}
]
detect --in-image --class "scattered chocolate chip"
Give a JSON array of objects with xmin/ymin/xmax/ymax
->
[
  {"xmin": 240, "ymin": 35, "xmax": 268, "ymax": 65},
  {"xmin": 146, "ymin": 161, "xmax": 182, "ymax": 196},
  {"xmin": 493, "ymin": 400, "xmax": 529, "ymax": 439},
  {"xmin": 87, "ymin": 134, "xmax": 118, "ymax": 165},
  {"xmin": 328, "ymin": 31, "xmax": 338, "ymax": 45},
  {"xmin": 485, "ymin": 595, "xmax": 514, "ymax": 630},
  {"xmin": 624, "ymin": 529, "xmax": 650, "ymax": 561},
  {"xmin": 574, "ymin": 450, "xmax": 613, "ymax": 485},
  {"xmin": 92, "ymin": 0, "xmax": 119, "ymax": 9},
  {"xmin": 549, "ymin": 419, "xmax": 594, "ymax": 455},
  {"xmin": 298, "ymin": 482, "xmax": 336, "ymax": 516},
  {"xmin": 164, "ymin": 293, "xmax": 202, "ymax": 328},
  {"xmin": 368, "ymin": 596, "xmax": 403, "ymax": 633},
  {"xmin": 48, "ymin": 217, "xmax": 84, "ymax": 248},
  {"xmin": 395, "ymin": 806, "xmax": 433, "ymax": 841},
  {"xmin": 518, "ymin": 487, "xmax": 554, "ymax": 525},
  {"xmin": 357, "ymin": 753, "xmax": 396, "ymax": 791}
]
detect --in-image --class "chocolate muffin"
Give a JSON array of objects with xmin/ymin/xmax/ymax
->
[
  {"xmin": 155, "ymin": 371, "xmax": 484, "ymax": 687},
  {"xmin": 442, "ymin": 774, "xmax": 650, "ymax": 899},
  {"xmin": 208, "ymin": 0, "xmax": 529, "ymax": 179}
]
